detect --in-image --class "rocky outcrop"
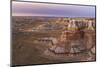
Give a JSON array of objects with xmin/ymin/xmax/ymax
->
[
  {"xmin": 67, "ymin": 19, "xmax": 95, "ymax": 31},
  {"xmin": 47, "ymin": 18, "xmax": 95, "ymax": 55}
]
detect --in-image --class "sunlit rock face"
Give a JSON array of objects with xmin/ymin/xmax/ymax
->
[{"xmin": 48, "ymin": 18, "xmax": 95, "ymax": 55}]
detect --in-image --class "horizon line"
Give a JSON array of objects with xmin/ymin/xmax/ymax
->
[{"xmin": 12, "ymin": 15, "xmax": 95, "ymax": 18}]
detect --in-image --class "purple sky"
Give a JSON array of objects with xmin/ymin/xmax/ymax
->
[{"xmin": 12, "ymin": 1, "xmax": 95, "ymax": 17}]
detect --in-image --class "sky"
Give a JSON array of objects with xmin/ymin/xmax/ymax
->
[{"xmin": 12, "ymin": 1, "xmax": 95, "ymax": 17}]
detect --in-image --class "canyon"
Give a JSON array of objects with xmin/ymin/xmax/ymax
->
[{"xmin": 12, "ymin": 16, "xmax": 96, "ymax": 65}]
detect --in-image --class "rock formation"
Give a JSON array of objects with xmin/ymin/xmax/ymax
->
[{"xmin": 47, "ymin": 18, "xmax": 95, "ymax": 55}]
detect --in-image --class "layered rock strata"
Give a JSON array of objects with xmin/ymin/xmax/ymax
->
[{"xmin": 48, "ymin": 19, "xmax": 95, "ymax": 55}]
